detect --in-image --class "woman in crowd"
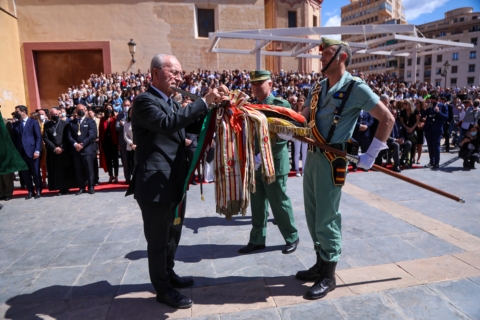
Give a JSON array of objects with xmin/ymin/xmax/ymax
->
[
  {"xmin": 293, "ymin": 95, "xmax": 308, "ymax": 177},
  {"xmin": 123, "ymin": 106, "xmax": 135, "ymax": 182},
  {"xmin": 99, "ymin": 103, "xmax": 119, "ymax": 183},
  {"xmin": 399, "ymin": 99, "xmax": 419, "ymax": 168},
  {"xmin": 459, "ymin": 124, "xmax": 480, "ymax": 170},
  {"xmin": 414, "ymin": 100, "xmax": 427, "ymax": 164}
]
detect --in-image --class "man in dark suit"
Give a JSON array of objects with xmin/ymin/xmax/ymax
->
[
  {"xmin": 115, "ymin": 99, "xmax": 131, "ymax": 183},
  {"xmin": 424, "ymin": 95, "xmax": 449, "ymax": 169},
  {"xmin": 11, "ymin": 105, "xmax": 42, "ymax": 199},
  {"xmin": 67, "ymin": 104, "xmax": 97, "ymax": 194},
  {"xmin": 351, "ymin": 109, "xmax": 374, "ymax": 171},
  {"xmin": 126, "ymin": 53, "xmax": 220, "ymax": 309}
]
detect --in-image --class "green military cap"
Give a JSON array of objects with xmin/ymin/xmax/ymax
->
[
  {"xmin": 249, "ymin": 70, "xmax": 271, "ymax": 82},
  {"xmin": 319, "ymin": 37, "xmax": 349, "ymax": 51}
]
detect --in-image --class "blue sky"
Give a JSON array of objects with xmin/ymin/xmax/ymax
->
[{"xmin": 322, "ymin": 0, "xmax": 480, "ymax": 28}]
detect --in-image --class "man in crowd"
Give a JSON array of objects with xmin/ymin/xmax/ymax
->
[
  {"xmin": 424, "ymin": 95, "xmax": 448, "ymax": 169},
  {"xmin": 297, "ymin": 38, "xmax": 394, "ymax": 300},
  {"xmin": 87, "ymin": 109, "xmax": 101, "ymax": 185},
  {"xmin": 126, "ymin": 53, "xmax": 220, "ymax": 309},
  {"xmin": 238, "ymin": 70, "xmax": 299, "ymax": 255},
  {"xmin": 376, "ymin": 108, "xmax": 412, "ymax": 172},
  {"xmin": 67, "ymin": 104, "xmax": 97, "ymax": 194},
  {"xmin": 351, "ymin": 109, "xmax": 374, "ymax": 171},
  {"xmin": 38, "ymin": 109, "xmax": 48, "ymax": 124},
  {"xmin": 43, "ymin": 107, "xmax": 77, "ymax": 195},
  {"xmin": 116, "ymin": 99, "xmax": 132, "ymax": 183},
  {"xmin": 11, "ymin": 105, "xmax": 43, "ymax": 199}
]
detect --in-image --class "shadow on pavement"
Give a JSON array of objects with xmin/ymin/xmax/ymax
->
[{"xmin": 183, "ymin": 215, "xmax": 275, "ymax": 234}]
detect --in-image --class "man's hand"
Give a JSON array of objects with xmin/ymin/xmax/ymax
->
[
  {"xmin": 434, "ymin": 106, "xmax": 439, "ymax": 113},
  {"xmin": 204, "ymin": 88, "xmax": 221, "ymax": 105},
  {"xmin": 33, "ymin": 152, "xmax": 40, "ymax": 160},
  {"xmin": 132, "ymin": 144, "xmax": 136, "ymax": 151},
  {"xmin": 185, "ymin": 138, "xmax": 192, "ymax": 146},
  {"xmin": 395, "ymin": 138, "xmax": 405, "ymax": 144},
  {"xmin": 75, "ymin": 144, "xmax": 83, "ymax": 152},
  {"xmin": 54, "ymin": 147, "xmax": 63, "ymax": 154},
  {"xmin": 359, "ymin": 124, "xmax": 368, "ymax": 131}
]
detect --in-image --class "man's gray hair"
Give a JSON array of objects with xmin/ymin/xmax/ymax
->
[
  {"xmin": 332, "ymin": 45, "xmax": 352, "ymax": 67},
  {"xmin": 150, "ymin": 54, "xmax": 175, "ymax": 71}
]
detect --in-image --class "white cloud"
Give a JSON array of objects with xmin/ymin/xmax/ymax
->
[
  {"xmin": 403, "ymin": 0, "xmax": 449, "ymax": 21},
  {"xmin": 324, "ymin": 15, "xmax": 341, "ymax": 40},
  {"xmin": 325, "ymin": 9, "xmax": 339, "ymax": 17}
]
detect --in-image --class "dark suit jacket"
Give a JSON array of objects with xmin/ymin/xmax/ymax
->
[
  {"xmin": 116, "ymin": 111, "xmax": 128, "ymax": 147},
  {"xmin": 353, "ymin": 111, "xmax": 374, "ymax": 139},
  {"xmin": 11, "ymin": 118, "xmax": 42, "ymax": 158},
  {"xmin": 424, "ymin": 103, "xmax": 449, "ymax": 134},
  {"xmin": 126, "ymin": 86, "xmax": 207, "ymax": 203},
  {"xmin": 66, "ymin": 117, "xmax": 97, "ymax": 155}
]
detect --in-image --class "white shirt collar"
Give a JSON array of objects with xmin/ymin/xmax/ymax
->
[{"xmin": 150, "ymin": 85, "xmax": 170, "ymax": 102}]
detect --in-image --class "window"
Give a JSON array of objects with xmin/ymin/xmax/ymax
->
[
  {"xmin": 472, "ymin": 38, "xmax": 478, "ymax": 45},
  {"xmin": 435, "ymin": 80, "xmax": 442, "ymax": 87},
  {"xmin": 407, "ymin": 59, "xmax": 412, "ymax": 66},
  {"xmin": 437, "ymin": 55, "xmax": 443, "ymax": 62},
  {"xmin": 197, "ymin": 8, "xmax": 215, "ymax": 38},
  {"xmin": 451, "ymin": 66, "xmax": 458, "ymax": 73},
  {"xmin": 417, "ymin": 57, "xmax": 421, "ymax": 65},
  {"xmin": 313, "ymin": 15, "xmax": 318, "ymax": 27},
  {"xmin": 451, "ymin": 78, "xmax": 457, "ymax": 86},
  {"xmin": 407, "ymin": 71, "xmax": 411, "ymax": 78},
  {"xmin": 469, "ymin": 64, "xmax": 475, "ymax": 72},
  {"xmin": 467, "ymin": 77, "xmax": 475, "ymax": 86},
  {"xmin": 471, "ymin": 51, "xmax": 477, "ymax": 59},
  {"xmin": 436, "ymin": 68, "xmax": 442, "ymax": 75},
  {"xmin": 288, "ymin": 11, "xmax": 297, "ymax": 28},
  {"xmin": 452, "ymin": 52, "xmax": 459, "ymax": 60}
]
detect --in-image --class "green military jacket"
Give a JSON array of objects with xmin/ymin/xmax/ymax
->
[{"xmin": 255, "ymin": 93, "xmax": 291, "ymax": 176}]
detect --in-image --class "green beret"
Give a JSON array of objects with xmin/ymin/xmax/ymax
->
[
  {"xmin": 249, "ymin": 70, "xmax": 271, "ymax": 82},
  {"xmin": 319, "ymin": 37, "xmax": 349, "ymax": 51}
]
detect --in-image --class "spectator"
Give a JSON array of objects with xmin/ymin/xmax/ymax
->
[
  {"xmin": 123, "ymin": 106, "xmax": 135, "ymax": 182},
  {"xmin": 424, "ymin": 95, "xmax": 449, "ymax": 169},
  {"xmin": 116, "ymin": 99, "xmax": 131, "ymax": 183},
  {"xmin": 112, "ymin": 93, "xmax": 123, "ymax": 112},
  {"xmin": 414, "ymin": 100, "xmax": 427, "ymax": 164},
  {"xmin": 99, "ymin": 104, "xmax": 119, "ymax": 184},
  {"xmin": 399, "ymin": 99, "xmax": 419, "ymax": 167},
  {"xmin": 31, "ymin": 112, "xmax": 48, "ymax": 188},
  {"xmin": 459, "ymin": 124, "xmax": 480, "ymax": 170}
]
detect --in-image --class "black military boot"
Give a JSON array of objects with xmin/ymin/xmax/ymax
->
[
  {"xmin": 304, "ymin": 260, "xmax": 337, "ymax": 300},
  {"xmin": 296, "ymin": 252, "xmax": 322, "ymax": 281}
]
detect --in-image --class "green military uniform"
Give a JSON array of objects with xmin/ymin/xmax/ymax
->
[
  {"xmin": 249, "ymin": 71, "xmax": 298, "ymax": 246},
  {"xmin": 303, "ymin": 56, "xmax": 379, "ymax": 262}
]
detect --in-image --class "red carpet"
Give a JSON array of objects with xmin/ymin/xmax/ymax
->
[{"xmin": 13, "ymin": 181, "xmax": 129, "ymax": 197}]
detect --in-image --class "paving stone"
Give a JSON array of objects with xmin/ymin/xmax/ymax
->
[
  {"xmin": 253, "ymin": 250, "xmax": 306, "ymax": 277},
  {"xmin": 0, "ymin": 271, "xmax": 40, "ymax": 304},
  {"xmin": 220, "ymin": 307, "xmax": 281, "ymax": 319},
  {"xmin": 72, "ymin": 262, "xmax": 129, "ymax": 298},
  {"xmin": 385, "ymin": 285, "xmax": 471, "ymax": 320},
  {"xmin": 12, "ymin": 266, "xmax": 85, "ymax": 304},
  {"xmin": 49, "ymin": 244, "xmax": 101, "ymax": 268},
  {"xmin": 211, "ymin": 255, "xmax": 264, "ymax": 285},
  {"xmin": 331, "ymin": 291, "xmax": 404, "ymax": 320},
  {"xmin": 118, "ymin": 261, "xmax": 155, "ymax": 295},
  {"xmin": 90, "ymin": 241, "xmax": 138, "ymax": 265},
  {"xmin": 363, "ymin": 235, "xmax": 426, "ymax": 262},
  {"xmin": 191, "ymin": 280, "xmax": 275, "ymax": 317},
  {"xmin": 105, "ymin": 223, "xmax": 143, "ymax": 243},
  {"xmin": 70, "ymin": 225, "xmax": 115, "ymax": 245},
  {"xmin": 453, "ymin": 250, "xmax": 480, "ymax": 270},
  {"xmin": 279, "ymin": 300, "xmax": 344, "ymax": 320},
  {"xmin": 3, "ymin": 296, "xmax": 112, "ymax": 320},
  {"xmin": 6, "ymin": 245, "xmax": 65, "ymax": 273},
  {"xmin": 398, "ymin": 255, "xmax": 480, "ymax": 283},
  {"xmin": 342, "ymin": 239, "xmax": 392, "ymax": 268},
  {"xmin": 469, "ymin": 275, "xmax": 480, "ymax": 286},
  {"xmin": 398, "ymin": 231, "xmax": 463, "ymax": 258},
  {"xmin": 428, "ymin": 278, "xmax": 480, "ymax": 320}
]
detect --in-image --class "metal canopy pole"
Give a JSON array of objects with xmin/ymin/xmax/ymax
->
[{"xmin": 255, "ymin": 40, "xmax": 262, "ymax": 70}]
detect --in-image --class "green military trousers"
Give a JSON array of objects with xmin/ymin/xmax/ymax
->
[
  {"xmin": 303, "ymin": 150, "xmax": 344, "ymax": 262},
  {"xmin": 249, "ymin": 173, "xmax": 298, "ymax": 245}
]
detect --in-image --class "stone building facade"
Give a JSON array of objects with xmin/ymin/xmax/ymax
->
[{"xmin": 408, "ymin": 7, "xmax": 480, "ymax": 88}]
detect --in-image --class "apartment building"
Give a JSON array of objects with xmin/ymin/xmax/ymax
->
[
  {"xmin": 407, "ymin": 7, "xmax": 480, "ymax": 88},
  {"xmin": 340, "ymin": 0, "xmax": 407, "ymax": 77}
]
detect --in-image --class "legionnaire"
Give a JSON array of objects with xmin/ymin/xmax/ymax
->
[
  {"xmin": 296, "ymin": 38, "xmax": 394, "ymax": 300},
  {"xmin": 238, "ymin": 70, "xmax": 300, "ymax": 255}
]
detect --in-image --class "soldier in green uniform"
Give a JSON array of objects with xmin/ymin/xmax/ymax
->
[
  {"xmin": 238, "ymin": 70, "xmax": 299, "ymax": 255},
  {"xmin": 294, "ymin": 38, "xmax": 394, "ymax": 300}
]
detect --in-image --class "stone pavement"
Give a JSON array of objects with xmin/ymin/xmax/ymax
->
[{"xmin": 0, "ymin": 151, "xmax": 480, "ymax": 319}]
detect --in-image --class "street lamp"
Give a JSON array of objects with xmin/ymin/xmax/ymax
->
[
  {"xmin": 128, "ymin": 39, "xmax": 136, "ymax": 63},
  {"xmin": 441, "ymin": 60, "xmax": 450, "ymax": 90}
]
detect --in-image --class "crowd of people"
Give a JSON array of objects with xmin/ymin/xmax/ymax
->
[{"xmin": 1, "ymin": 68, "xmax": 480, "ymax": 203}]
